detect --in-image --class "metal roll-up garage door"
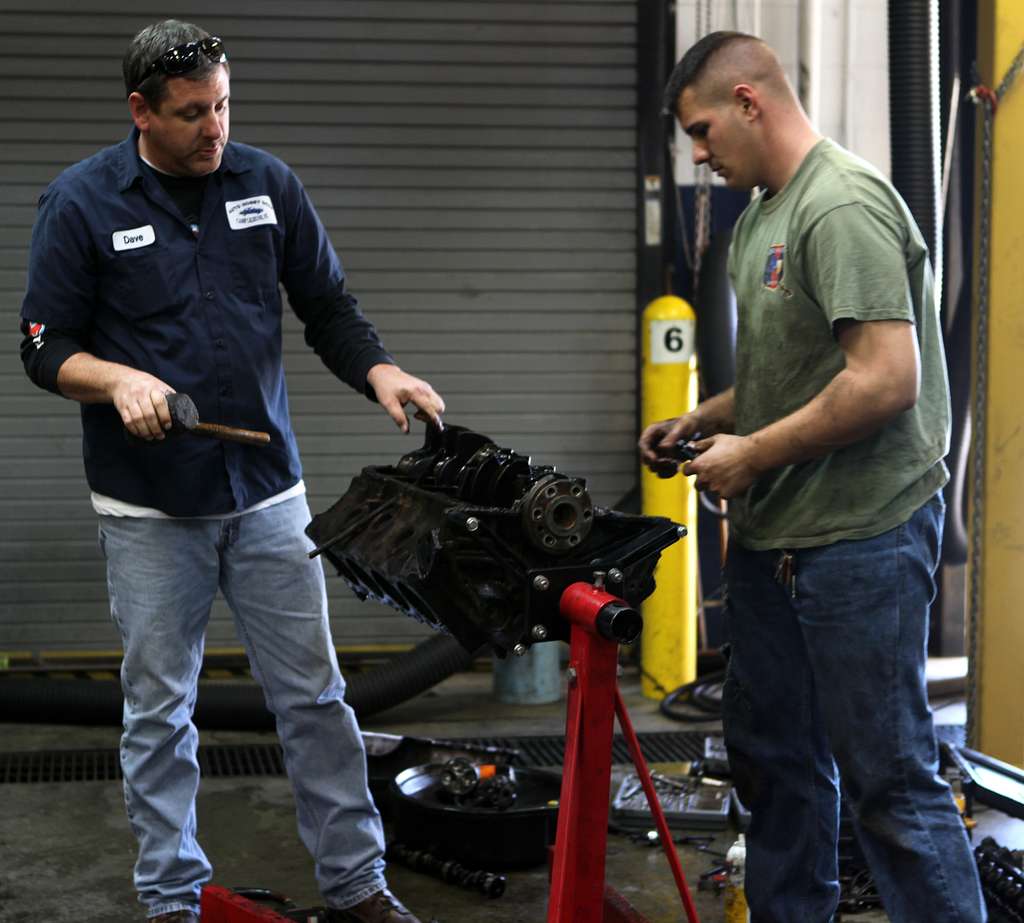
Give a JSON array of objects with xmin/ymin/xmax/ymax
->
[{"xmin": 0, "ymin": 0, "xmax": 638, "ymax": 654}]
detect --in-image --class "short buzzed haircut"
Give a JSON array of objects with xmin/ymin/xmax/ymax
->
[
  {"xmin": 662, "ymin": 30, "xmax": 770, "ymax": 116},
  {"xmin": 122, "ymin": 20, "xmax": 226, "ymax": 108}
]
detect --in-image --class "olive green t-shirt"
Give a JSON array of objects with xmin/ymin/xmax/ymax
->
[{"xmin": 726, "ymin": 139, "xmax": 950, "ymax": 549}]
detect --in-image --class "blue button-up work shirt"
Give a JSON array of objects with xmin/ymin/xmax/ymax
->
[{"xmin": 21, "ymin": 130, "xmax": 391, "ymax": 516}]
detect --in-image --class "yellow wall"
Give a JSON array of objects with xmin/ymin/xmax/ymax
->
[{"xmin": 973, "ymin": 2, "xmax": 1024, "ymax": 765}]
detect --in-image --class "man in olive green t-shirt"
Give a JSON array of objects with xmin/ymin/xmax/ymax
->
[{"xmin": 640, "ymin": 31, "xmax": 985, "ymax": 923}]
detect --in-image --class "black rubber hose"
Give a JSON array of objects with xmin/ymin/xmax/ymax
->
[
  {"xmin": 694, "ymin": 229, "xmax": 737, "ymax": 400},
  {"xmin": 0, "ymin": 633, "xmax": 477, "ymax": 730},
  {"xmin": 888, "ymin": 0, "xmax": 941, "ymax": 266},
  {"xmin": 889, "ymin": 0, "xmax": 969, "ymax": 566},
  {"xmin": 659, "ymin": 670, "xmax": 725, "ymax": 723},
  {"xmin": 942, "ymin": 289, "xmax": 971, "ymax": 565}
]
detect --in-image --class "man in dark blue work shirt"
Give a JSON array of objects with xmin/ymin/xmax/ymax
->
[{"xmin": 19, "ymin": 20, "xmax": 440, "ymax": 923}]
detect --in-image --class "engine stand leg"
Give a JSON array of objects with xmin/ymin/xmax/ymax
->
[{"xmin": 546, "ymin": 581, "xmax": 701, "ymax": 923}]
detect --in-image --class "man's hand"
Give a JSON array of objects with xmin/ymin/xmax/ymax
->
[
  {"xmin": 55, "ymin": 353, "xmax": 175, "ymax": 441},
  {"xmin": 366, "ymin": 363, "xmax": 445, "ymax": 433},
  {"xmin": 110, "ymin": 370, "xmax": 175, "ymax": 441},
  {"xmin": 683, "ymin": 434, "xmax": 760, "ymax": 498},
  {"xmin": 638, "ymin": 412, "xmax": 701, "ymax": 478}
]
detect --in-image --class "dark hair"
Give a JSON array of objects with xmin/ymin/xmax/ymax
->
[
  {"xmin": 122, "ymin": 20, "xmax": 226, "ymax": 108},
  {"xmin": 661, "ymin": 30, "xmax": 755, "ymax": 116}
]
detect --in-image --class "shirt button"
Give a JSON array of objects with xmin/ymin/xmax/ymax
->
[
  {"xmin": 220, "ymin": 385, "xmax": 231, "ymax": 396},
  {"xmin": 204, "ymin": 290, "xmax": 214, "ymax": 300},
  {"xmin": 215, "ymin": 339, "xmax": 225, "ymax": 349}
]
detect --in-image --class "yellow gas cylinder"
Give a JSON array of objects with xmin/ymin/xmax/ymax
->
[{"xmin": 640, "ymin": 295, "xmax": 699, "ymax": 698}]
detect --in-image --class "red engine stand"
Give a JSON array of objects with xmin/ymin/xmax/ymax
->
[
  {"xmin": 200, "ymin": 885, "xmax": 295, "ymax": 922},
  {"xmin": 547, "ymin": 581, "xmax": 701, "ymax": 923},
  {"xmin": 201, "ymin": 578, "xmax": 702, "ymax": 923}
]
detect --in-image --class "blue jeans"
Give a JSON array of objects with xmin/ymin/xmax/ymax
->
[
  {"xmin": 98, "ymin": 495, "xmax": 386, "ymax": 918},
  {"xmin": 722, "ymin": 495, "xmax": 986, "ymax": 923}
]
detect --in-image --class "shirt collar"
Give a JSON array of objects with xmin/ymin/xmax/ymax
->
[
  {"xmin": 219, "ymin": 140, "xmax": 252, "ymax": 176},
  {"xmin": 116, "ymin": 126, "xmax": 252, "ymax": 192}
]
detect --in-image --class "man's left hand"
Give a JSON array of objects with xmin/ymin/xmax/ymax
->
[
  {"xmin": 683, "ymin": 434, "xmax": 760, "ymax": 499},
  {"xmin": 366, "ymin": 363, "xmax": 445, "ymax": 432}
]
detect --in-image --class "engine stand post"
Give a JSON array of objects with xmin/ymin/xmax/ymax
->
[{"xmin": 546, "ymin": 580, "xmax": 701, "ymax": 923}]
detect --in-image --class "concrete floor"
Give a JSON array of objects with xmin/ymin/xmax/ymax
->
[{"xmin": 1, "ymin": 664, "xmax": 1019, "ymax": 923}]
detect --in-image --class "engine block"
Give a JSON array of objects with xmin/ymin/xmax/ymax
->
[{"xmin": 306, "ymin": 424, "xmax": 684, "ymax": 656}]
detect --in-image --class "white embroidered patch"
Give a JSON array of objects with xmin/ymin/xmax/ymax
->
[
  {"xmin": 112, "ymin": 224, "xmax": 155, "ymax": 252},
  {"xmin": 225, "ymin": 195, "xmax": 278, "ymax": 230}
]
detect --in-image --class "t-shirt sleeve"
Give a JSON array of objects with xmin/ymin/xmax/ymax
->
[{"xmin": 800, "ymin": 202, "xmax": 915, "ymax": 328}]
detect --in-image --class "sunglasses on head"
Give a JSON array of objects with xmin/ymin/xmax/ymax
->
[{"xmin": 134, "ymin": 36, "xmax": 227, "ymax": 90}]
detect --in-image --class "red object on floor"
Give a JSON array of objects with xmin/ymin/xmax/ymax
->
[
  {"xmin": 202, "ymin": 577, "xmax": 702, "ymax": 923},
  {"xmin": 546, "ymin": 581, "xmax": 701, "ymax": 923},
  {"xmin": 200, "ymin": 885, "xmax": 295, "ymax": 923}
]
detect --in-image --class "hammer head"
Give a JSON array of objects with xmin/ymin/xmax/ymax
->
[
  {"xmin": 125, "ymin": 392, "xmax": 270, "ymax": 447},
  {"xmin": 166, "ymin": 393, "xmax": 199, "ymax": 432}
]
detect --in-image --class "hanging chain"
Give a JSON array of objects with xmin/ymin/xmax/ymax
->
[
  {"xmin": 964, "ymin": 42, "xmax": 1024, "ymax": 748},
  {"xmin": 667, "ymin": 0, "xmax": 715, "ymax": 284},
  {"xmin": 966, "ymin": 86, "xmax": 990, "ymax": 750},
  {"xmin": 690, "ymin": 0, "xmax": 714, "ymax": 294},
  {"xmin": 995, "ymin": 44, "xmax": 1024, "ymax": 97},
  {"xmin": 692, "ymin": 165, "xmax": 712, "ymax": 290},
  {"xmin": 696, "ymin": 0, "xmax": 711, "ymax": 42}
]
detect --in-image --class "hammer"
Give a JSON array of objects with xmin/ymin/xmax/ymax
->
[
  {"xmin": 166, "ymin": 393, "xmax": 270, "ymax": 445},
  {"xmin": 126, "ymin": 393, "xmax": 271, "ymax": 446}
]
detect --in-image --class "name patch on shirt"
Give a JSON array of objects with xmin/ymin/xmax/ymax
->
[
  {"xmin": 225, "ymin": 195, "xmax": 278, "ymax": 230},
  {"xmin": 112, "ymin": 224, "xmax": 155, "ymax": 252}
]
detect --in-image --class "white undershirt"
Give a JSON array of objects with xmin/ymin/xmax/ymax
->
[{"xmin": 91, "ymin": 481, "xmax": 306, "ymax": 519}]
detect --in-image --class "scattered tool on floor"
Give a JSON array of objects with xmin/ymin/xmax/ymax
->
[
  {"xmin": 974, "ymin": 836, "xmax": 1024, "ymax": 921},
  {"xmin": 390, "ymin": 760, "xmax": 560, "ymax": 868},
  {"xmin": 697, "ymin": 864, "xmax": 729, "ymax": 893},
  {"xmin": 386, "ymin": 841, "xmax": 507, "ymax": 898}
]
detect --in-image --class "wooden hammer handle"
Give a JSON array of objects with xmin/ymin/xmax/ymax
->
[{"xmin": 193, "ymin": 422, "xmax": 271, "ymax": 446}]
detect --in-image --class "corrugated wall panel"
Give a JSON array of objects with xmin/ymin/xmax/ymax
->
[{"xmin": 0, "ymin": 0, "xmax": 638, "ymax": 653}]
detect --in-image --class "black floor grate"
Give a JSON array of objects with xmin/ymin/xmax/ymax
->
[
  {"xmin": 0, "ymin": 731, "xmax": 706, "ymax": 784},
  {"xmin": 0, "ymin": 726, "xmax": 965, "ymax": 784},
  {"xmin": 0, "ymin": 744, "xmax": 287, "ymax": 784},
  {"xmin": 0, "ymin": 747, "xmax": 123, "ymax": 784},
  {"xmin": 199, "ymin": 743, "xmax": 286, "ymax": 778}
]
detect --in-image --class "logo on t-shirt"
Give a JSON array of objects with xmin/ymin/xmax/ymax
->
[{"xmin": 762, "ymin": 243, "xmax": 786, "ymax": 290}]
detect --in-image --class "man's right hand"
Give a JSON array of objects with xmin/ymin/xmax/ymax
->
[
  {"xmin": 638, "ymin": 413, "xmax": 702, "ymax": 478},
  {"xmin": 111, "ymin": 371, "xmax": 175, "ymax": 441}
]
